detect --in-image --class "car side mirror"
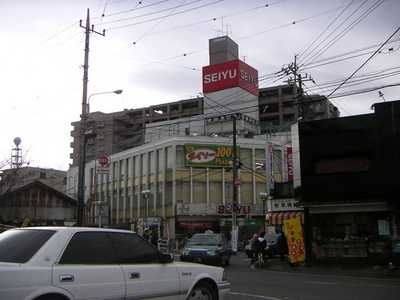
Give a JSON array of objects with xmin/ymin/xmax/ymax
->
[{"xmin": 162, "ymin": 253, "xmax": 174, "ymax": 263}]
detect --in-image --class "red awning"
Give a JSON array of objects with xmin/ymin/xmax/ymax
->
[{"xmin": 266, "ymin": 211, "xmax": 304, "ymax": 225}]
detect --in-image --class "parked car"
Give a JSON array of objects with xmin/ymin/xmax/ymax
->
[
  {"xmin": 180, "ymin": 233, "xmax": 232, "ymax": 266},
  {"xmin": 245, "ymin": 233, "xmax": 280, "ymax": 258},
  {"xmin": 0, "ymin": 227, "xmax": 230, "ymax": 300}
]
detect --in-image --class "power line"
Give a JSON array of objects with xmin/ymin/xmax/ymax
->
[{"xmin": 327, "ymin": 26, "xmax": 400, "ymax": 98}]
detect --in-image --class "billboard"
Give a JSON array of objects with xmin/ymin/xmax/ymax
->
[
  {"xmin": 185, "ymin": 144, "xmax": 240, "ymax": 168},
  {"xmin": 202, "ymin": 59, "xmax": 259, "ymax": 96}
]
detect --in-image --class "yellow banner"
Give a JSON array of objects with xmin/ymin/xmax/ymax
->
[{"xmin": 283, "ymin": 218, "xmax": 306, "ymax": 263}]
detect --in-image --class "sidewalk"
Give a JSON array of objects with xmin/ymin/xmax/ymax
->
[{"xmin": 265, "ymin": 258, "xmax": 400, "ymax": 279}]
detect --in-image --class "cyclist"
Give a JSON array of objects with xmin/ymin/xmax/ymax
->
[{"xmin": 252, "ymin": 231, "xmax": 267, "ymax": 266}]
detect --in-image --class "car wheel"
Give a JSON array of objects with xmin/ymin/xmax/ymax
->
[
  {"xmin": 35, "ymin": 295, "xmax": 69, "ymax": 300},
  {"xmin": 224, "ymin": 255, "xmax": 230, "ymax": 266},
  {"xmin": 188, "ymin": 281, "xmax": 217, "ymax": 300}
]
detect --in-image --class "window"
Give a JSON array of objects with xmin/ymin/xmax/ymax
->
[
  {"xmin": 97, "ymin": 134, "xmax": 105, "ymax": 140},
  {"xmin": 59, "ymin": 232, "xmax": 118, "ymax": 264},
  {"xmin": 119, "ymin": 160, "xmax": 124, "ymax": 179},
  {"xmin": 40, "ymin": 172, "xmax": 46, "ymax": 179},
  {"xmin": 0, "ymin": 229, "xmax": 56, "ymax": 263},
  {"xmin": 110, "ymin": 233, "xmax": 160, "ymax": 264}
]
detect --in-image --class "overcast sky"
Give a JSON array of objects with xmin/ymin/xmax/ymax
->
[{"xmin": 0, "ymin": 0, "xmax": 399, "ymax": 171}]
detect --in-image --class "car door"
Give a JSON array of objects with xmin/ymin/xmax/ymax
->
[
  {"xmin": 52, "ymin": 232, "xmax": 125, "ymax": 300},
  {"xmin": 110, "ymin": 232, "xmax": 182, "ymax": 300}
]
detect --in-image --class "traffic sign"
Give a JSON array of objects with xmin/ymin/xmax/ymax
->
[
  {"xmin": 97, "ymin": 153, "xmax": 111, "ymax": 166},
  {"xmin": 234, "ymin": 177, "xmax": 242, "ymax": 187}
]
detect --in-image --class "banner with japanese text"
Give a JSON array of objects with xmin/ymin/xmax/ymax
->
[
  {"xmin": 185, "ymin": 144, "xmax": 240, "ymax": 168},
  {"xmin": 283, "ymin": 218, "xmax": 306, "ymax": 263}
]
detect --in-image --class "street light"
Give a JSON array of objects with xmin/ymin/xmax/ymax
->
[
  {"xmin": 84, "ymin": 89, "xmax": 123, "ymax": 118},
  {"xmin": 259, "ymin": 192, "xmax": 269, "ymax": 232},
  {"xmin": 141, "ymin": 189, "xmax": 151, "ymax": 217},
  {"xmin": 77, "ymin": 89, "xmax": 123, "ymax": 227}
]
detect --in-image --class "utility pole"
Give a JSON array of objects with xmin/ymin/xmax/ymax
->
[
  {"xmin": 284, "ymin": 55, "xmax": 314, "ymax": 121},
  {"xmin": 231, "ymin": 115, "xmax": 238, "ymax": 254},
  {"xmin": 79, "ymin": 9, "xmax": 105, "ymax": 121},
  {"xmin": 76, "ymin": 9, "xmax": 105, "ymax": 227}
]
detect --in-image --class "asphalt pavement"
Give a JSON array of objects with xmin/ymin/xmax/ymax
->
[{"xmin": 172, "ymin": 250, "xmax": 400, "ymax": 279}]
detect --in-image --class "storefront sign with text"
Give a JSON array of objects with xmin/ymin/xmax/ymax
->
[
  {"xmin": 185, "ymin": 144, "xmax": 240, "ymax": 168},
  {"xmin": 218, "ymin": 203, "xmax": 250, "ymax": 214},
  {"xmin": 202, "ymin": 59, "xmax": 259, "ymax": 96}
]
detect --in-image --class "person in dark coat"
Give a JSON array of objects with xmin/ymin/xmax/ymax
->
[
  {"xmin": 278, "ymin": 231, "xmax": 288, "ymax": 261},
  {"xmin": 252, "ymin": 231, "xmax": 267, "ymax": 264}
]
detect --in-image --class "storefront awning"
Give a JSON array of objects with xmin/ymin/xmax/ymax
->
[{"xmin": 266, "ymin": 211, "xmax": 304, "ymax": 225}]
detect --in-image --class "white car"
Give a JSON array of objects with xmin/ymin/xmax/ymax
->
[{"xmin": 0, "ymin": 227, "xmax": 230, "ymax": 300}]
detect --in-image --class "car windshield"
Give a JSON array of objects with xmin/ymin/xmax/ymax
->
[
  {"xmin": 189, "ymin": 235, "xmax": 220, "ymax": 245},
  {"xmin": 0, "ymin": 229, "xmax": 56, "ymax": 263},
  {"xmin": 265, "ymin": 235, "xmax": 278, "ymax": 244}
]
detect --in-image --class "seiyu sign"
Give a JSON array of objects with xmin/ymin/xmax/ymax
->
[
  {"xmin": 176, "ymin": 203, "xmax": 260, "ymax": 216},
  {"xmin": 202, "ymin": 59, "xmax": 259, "ymax": 96}
]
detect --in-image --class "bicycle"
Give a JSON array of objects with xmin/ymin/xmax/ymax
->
[{"xmin": 254, "ymin": 252, "xmax": 267, "ymax": 269}]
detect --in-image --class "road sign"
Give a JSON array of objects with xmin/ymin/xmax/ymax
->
[
  {"xmin": 234, "ymin": 177, "xmax": 242, "ymax": 187},
  {"xmin": 99, "ymin": 206, "xmax": 106, "ymax": 216},
  {"xmin": 97, "ymin": 153, "xmax": 111, "ymax": 166}
]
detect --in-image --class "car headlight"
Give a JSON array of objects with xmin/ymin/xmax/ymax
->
[
  {"xmin": 181, "ymin": 250, "xmax": 190, "ymax": 256},
  {"xmin": 207, "ymin": 250, "xmax": 217, "ymax": 256}
]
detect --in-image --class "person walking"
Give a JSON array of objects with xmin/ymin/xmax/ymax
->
[{"xmin": 278, "ymin": 231, "xmax": 288, "ymax": 261}]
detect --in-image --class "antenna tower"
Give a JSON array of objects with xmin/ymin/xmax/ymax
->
[{"xmin": 11, "ymin": 137, "xmax": 22, "ymax": 168}]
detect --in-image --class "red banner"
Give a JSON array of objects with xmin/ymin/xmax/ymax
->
[
  {"xmin": 179, "ymin": 221, "xmax": 213, "ymax": 229},
  {"xmin": 287, "ymin": 147, "xmax": 294, "ymax": 182}
]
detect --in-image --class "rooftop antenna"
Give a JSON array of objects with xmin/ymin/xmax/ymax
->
[
  {"xmin": 11, "ymin": 137, "xmax": 22, "ymax": 168},
  {"xmin": 220, "ymin": 17, "xmax": 231, "ymax": 36},
  {"xmin": 378, "ymin": 91, "xmax": 386, "ymax": 102}
]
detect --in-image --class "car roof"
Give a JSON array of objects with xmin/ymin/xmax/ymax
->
[
  {"xmin": 10, "ymin": 227, "xmax": 136, "ymax": 234},
  {"xmin": 193, "ymin": 233, "xmax": 221, "ymax": 236}
]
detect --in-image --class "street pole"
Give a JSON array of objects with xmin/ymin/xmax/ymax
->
[
  {"xmin": 259, "ymin": 192, "xmax": 268, "ymax": 232},
  {"xmin": 76, "ymin": 9, "xmax": 105, "ymax": 227},
  {"xmin": 232, "ymin": 115, "xmax": 238, "ymax": 254}
]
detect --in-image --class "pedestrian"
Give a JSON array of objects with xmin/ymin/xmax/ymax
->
[
  {"xmin": 278, "ymin": 231, "xmax": 288, "ymax": 261},
  {"xmin": 252, "ymin": 232, "xmax": 267, "ymax": 265},
  {"xmin": 150, "ymin": 229, "xmax": 159, "ymax": 247},
  {"xmin": 249, "ymin": 233, "xmax": 258, "ymax": 259}
]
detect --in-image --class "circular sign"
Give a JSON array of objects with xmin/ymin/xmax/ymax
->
[
  {"xmin": 97, "ymin": 154, "xmax": 111, "ymax": 166},
  {"xmin": 234, "ymin": 178, "xmax": 242, "ymax": 187}
]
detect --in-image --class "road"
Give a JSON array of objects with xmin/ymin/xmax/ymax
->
[{"xmin": 221, "ymin": 254, "xmax": 400, "ymax": 300}]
